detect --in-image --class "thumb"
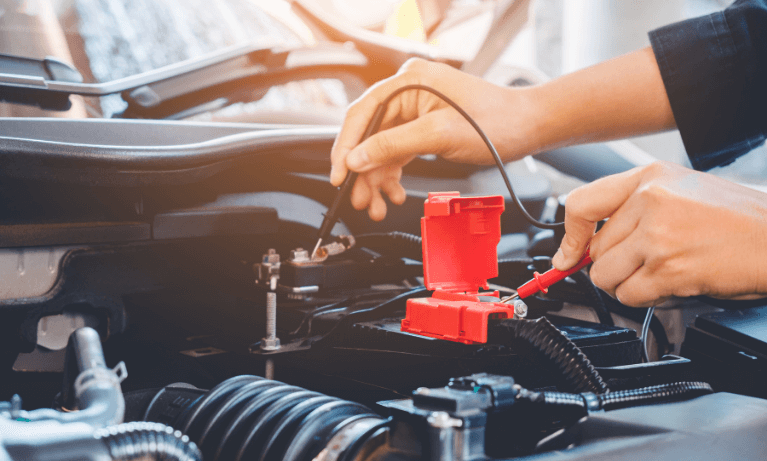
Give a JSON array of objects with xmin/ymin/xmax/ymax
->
[
  {"xmin": 552, "ymin": 167, "xmax": 644, "ymax": 270},
  {"xmin": 345, "ymin": 111, "xmax": 449, "ymax": 172}
]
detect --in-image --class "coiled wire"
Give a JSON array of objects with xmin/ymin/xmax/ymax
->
[
  {"xmin": 515, "ymin": 381, "xmax": 714, "ymax": 422},
  {"xmin": 498, "ymin": 317, "xmax": 609, "ymax": 394},
  {"xmin": 599, "ymin": 381, "xmax": 713, "ymax": 411},
  {"xmin": 94, "ymin": 421, "xmax": 201, "ymax": 461}
]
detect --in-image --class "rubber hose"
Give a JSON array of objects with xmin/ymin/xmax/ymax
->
[
  {"xmin": 514, "ymin": 381, "xmax": 713, "ymax": 421},
  {"xmin": 598, "ymin": 381, "xmax": 713, "ymax": 411},
  {"xmin": 94, "ymin": 421, "xmax": 201, "ymax": 461},
  {"xmin": 354, "ymin": 232, "xmax": 422, "ymax": 261},
  {"xmin": 144, "ymin": 376, "xmax": 383, "ymax": 461},
  {"xmin": 498, "ymin": 317, "xmax": 609, "ymax": 394}
]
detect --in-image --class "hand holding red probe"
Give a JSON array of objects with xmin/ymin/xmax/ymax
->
[
  {"xmin": 552, "ymin": 161, "xmax": 767, "ymax": 307},
  {"xmin": 515, "ymin": 250, "xmax": 593, "ymax": 299}
]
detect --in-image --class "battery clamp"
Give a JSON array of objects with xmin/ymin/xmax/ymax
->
[{"xmin": 401, "ymin": 192, "xmax": 516, "ymax": 344}]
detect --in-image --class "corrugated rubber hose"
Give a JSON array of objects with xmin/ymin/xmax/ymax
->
[
  {"xmin": 514, "ymin": 381, "xmax": 714, "ymax": 419},
  {"xmin": 94, "ymin": 421, "xmax": 201, "ymax": 461},
  {"xmin": 597, "ymin": 381, "xmax": 713, "ymax": 411},
  {"xmin": 498, "ymin": 317, "xmax": 610, "ymax": 394}
]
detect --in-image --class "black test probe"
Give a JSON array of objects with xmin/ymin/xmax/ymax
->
[{"xmin": 311, "ymin": 103, "xmax": 387, "ymax": 259}]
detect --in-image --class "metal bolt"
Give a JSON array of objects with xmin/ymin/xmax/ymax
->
[
  {"xmin": 261, "ymin": 291, "xmax": 281, "ymax": 351},
  {"xmin": 260, "ymin": 249, "xmax": 281, "ymax": 352},
  {"xmin": 512, "ymin": 299, "xmax": 528, "ymax": 318},
  {"xmin": 427, "ymin": 411, "xmax": 462, "ymax": 429},
  {"xmin": 266, "ymin": 292, "xmax": 277, "ymax": 338}
]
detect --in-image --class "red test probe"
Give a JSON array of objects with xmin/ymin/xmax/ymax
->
[{"xmin": 505, "ymin": 250, "xmax": 592, "ymax": 302}]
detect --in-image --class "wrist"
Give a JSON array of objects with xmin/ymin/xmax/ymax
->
[
  {"xmin": 524, "ymin": 81, "xmax": 574, "ymax": 155},
  {"xmin": 750, "ymin": 214, "xmax": 767, "ymax": 297},
  {"xmin": 497, "ymin": 85, "xmax": 551, "ymax": 160}
]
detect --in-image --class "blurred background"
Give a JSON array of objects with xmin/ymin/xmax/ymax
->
[{"xmin": 1, "ymin": 0, "xmax": 762, "ymax": 184}]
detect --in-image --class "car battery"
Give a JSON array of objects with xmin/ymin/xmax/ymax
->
[{"xmin": 681, "ymin": 305, "xmax": 767, "ymax": 399}]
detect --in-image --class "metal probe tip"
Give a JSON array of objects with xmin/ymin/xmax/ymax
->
[
  {"xmin": 310, "ymin": 238, "xmax": 323, "ymax": 260},
  {"xmin": 500, "ymin": 293, "xmax": 519, "ymax": 303}
]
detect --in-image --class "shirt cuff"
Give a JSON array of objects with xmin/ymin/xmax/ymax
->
[{"xmin": 649, "ymin": 6, "xmax": 766, "ymax": 171}]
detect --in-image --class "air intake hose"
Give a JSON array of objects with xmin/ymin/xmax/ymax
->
[{"xmin": 143, "ymin": 376, "xmax": 386, "ymax": 461}]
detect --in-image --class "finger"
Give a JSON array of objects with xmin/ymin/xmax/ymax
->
[
  {"xmin": 329, "ymin": 153, "xmax": 349, "ymax": 187},
  {"xmin": 368, "ymin": 185, "xmax": 388, "ymax": 221},
  {"xmin": 553, "ymin": 167, "xmax": 645, "ymax": 270},
  {"xmin": 614, "ymin": 265, "xmax": 670, "ymax": 307},
  {"xmin": 589, "ymin": 232, "xmax": 646, "ymax": 297},
  {"xmin": 346, "ymin": 110, "xmax": 452, "ymax": 173},
  {"xmin": 588, "ymin": 192, "xmax": 643, "ymax": 261},
  {"xmin": 350, "ymin": 176, "xmax": 372, "ymax": 211},
  {"xmin": 331, "ymin": 71, "xmax": 424, "ymax": 185},
  {"xmin": 381, "ymin": 178, "xmax": 407, "ymax": 205}
]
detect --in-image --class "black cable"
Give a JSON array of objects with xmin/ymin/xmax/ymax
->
[
  {"xmin": 353, "ymin": 232, "xmax": 423, "ymax": 260},
  {"xmin": 290, "ymin": 299, "xmax": 349, "ymax": 336},
  {"xmin": 515, "ymin": 381, "xmax": 713, "ymax": 416},
  {"xmin": 695, "ymin": 295, "xmax": 767, "ymax": 309},
  {"xmin": 558, "ymin": 270, "xmax": 614, "ymax": 326},
  {"xmin": 320, "ymin": 287, "xmax": 429, "ymax": 341},
  {"xmin": 495, "ymin": 317, "xmax": 609, "ymax": 394},
  {"xmin": 376, "ymin": 84, "xmax": 564, "ymax": 230},
  {"xmin": 597, "ymin": 381, "xmax": 713, "ymax": 411}
]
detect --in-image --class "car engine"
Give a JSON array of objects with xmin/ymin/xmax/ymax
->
[{"xmin": 2, "ymin": 1, "xmax": 767, "ymax": 459}]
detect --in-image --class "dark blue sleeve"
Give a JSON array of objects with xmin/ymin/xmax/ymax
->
[{"xmin": 649, "ymin": 0, "xmax": 767, "ymax": 171}]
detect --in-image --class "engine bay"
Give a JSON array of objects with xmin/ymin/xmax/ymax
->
[
  {"xmin": 1, "ymin": 1, "xmax": 767, "ymax": 458},
  {"xmin": 2, "ymin": 116, "xmax": 767, "ymax": 460}
]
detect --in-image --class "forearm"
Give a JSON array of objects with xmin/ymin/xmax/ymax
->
[{"xmin": 527, "ymin": 47, "xmax": 676, "ymax": 154}]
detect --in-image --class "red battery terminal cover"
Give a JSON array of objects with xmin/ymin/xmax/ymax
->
[{"xmin": 401, "ymin": 192, "xmax": 513, "ymax": 344}]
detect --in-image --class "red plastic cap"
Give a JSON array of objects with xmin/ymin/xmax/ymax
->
[{"xmin": 421, "ymin": 192, "xmax": 505, "ymax": 293}]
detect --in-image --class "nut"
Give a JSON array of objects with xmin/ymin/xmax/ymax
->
[
  {"xmin": 260, "ymin": 337, "xmax": 281, "ymax": 351},
  {"xmin": 289, "ymin": 248, "xmax": 311, "ymax": 263},
  {"xmin": 512, "ymin": 299, "xmax": 528, "ymax": 318}
]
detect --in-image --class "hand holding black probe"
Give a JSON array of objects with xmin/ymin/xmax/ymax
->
[{"xmin": 312, "ymin": 103, "xmax": 388, "ymax": 259}]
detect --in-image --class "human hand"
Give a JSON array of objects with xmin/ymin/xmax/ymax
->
[
  {"xmin": 330, "ymin": 58, "xmax": 541, "ymax": 221},
  {"xmin": 552, "ymin": 161, "xmax": 767, "ymax": 307}
]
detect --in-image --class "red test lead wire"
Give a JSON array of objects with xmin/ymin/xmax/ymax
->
[{"xmin": 516, "ymin": 250, "xmax": 592, "ymax": 299}]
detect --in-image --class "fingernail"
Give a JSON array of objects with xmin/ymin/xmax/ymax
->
[
  {"xmin": 552, "ymin": 248, "xmax": 565, "ymax": 268},
  {"xmin": 347, "ymin": 148, "xmax": 370, "ymax": 171},
  {"xmin": 329, "ymin": 164, "xmax": 339, "ymax": 184}
]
